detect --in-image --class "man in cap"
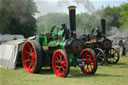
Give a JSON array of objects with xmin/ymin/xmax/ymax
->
[{"xmin": 119, "ymin": 36, "xmax": 126, "ymax": 57}]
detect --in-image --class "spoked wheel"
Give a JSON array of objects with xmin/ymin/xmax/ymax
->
[
  {"xmin": 22, "ymin": 40, "xmax": 43, "ymax": 73},
  {"xmin": 95, "ymin": 48, "xmax": 106, "ymax": 66},
  {"xmin": 80, "ymin": 48, "xmax": 98, "ymax": 75},
  {"xmin": 52, "ymin": 49, "xmax": 69, "ymax": 77},
  {"xmin": 105, "ymin": 48, "xmax": 120, "ymax": 64}
]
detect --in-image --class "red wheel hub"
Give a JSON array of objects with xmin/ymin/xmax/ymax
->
[{"xmin": 22, "ymin": 41, "xmax": 36, "ymax": 73}]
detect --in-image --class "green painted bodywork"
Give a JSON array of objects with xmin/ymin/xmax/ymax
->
[
  {"xmin": 35, "ymin": 26, "xmax": 79, "ymax": 66},
  {"xmin": 36, "ymin": 26, "xmax": 65, "ymax": 48},
  {"xmin": 48, "ymin": 41, "xmax": 65, "ymax": 49},
  {"xmin": 36, "ymin": 34, "xmax": 48, "ymax": 45}
]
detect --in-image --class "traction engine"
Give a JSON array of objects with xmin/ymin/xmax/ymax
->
[
  {"xmin": 80, "ymin": 18, "xmax": 120, "ymax": 65},
  {"xmin": 22, "ymin": 6, "xmax": 98, "ymax": 77}
]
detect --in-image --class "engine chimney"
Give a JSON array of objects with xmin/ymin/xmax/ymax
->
[
  {"xmin": 101, "ymin": 18, "xmax": 106, "ymax": 36},
  {"xmin": 68, "ymin": 6, "xmax": 76, "ymax": 38}
]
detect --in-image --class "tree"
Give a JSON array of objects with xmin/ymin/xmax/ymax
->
[
  {"xmin": 103, "ymin": 5, "xmax": 121, "ymax": 31},
  {"xmin": 76, "ymin": 13, "xmax": 100, "ymax": 34},
  {"xmin": 37, "ymin": 13, "xmax": 69, "ymax": 33},
  {"xmin": 120, "ymin": 2, "xmax": 128, "ymax": 29},
  {"xmin": 0, "ymin": 0, "xmax": 38, "ymax": 37},
  {"xmin": 37, "ymin": 12, "xmax": 100, "ymax": 35}
]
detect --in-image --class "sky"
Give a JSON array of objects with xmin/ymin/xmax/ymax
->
[{"xmin": 34, "ymin": 0, "xmax": 128, "ymax": 17}]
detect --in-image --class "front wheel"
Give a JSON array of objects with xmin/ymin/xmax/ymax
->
[
  {"xmin": 52, "ymin": 49, "xmax": 70, "ymax": 77},
  {"xmin": 80, "ymin": 48, "xmax": 98, "ymax": 75}
]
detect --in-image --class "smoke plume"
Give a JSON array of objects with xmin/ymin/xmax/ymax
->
[
  {"xmin": 35, "ymin": 0, "xmax": 97, "ymax": 17},
  {"xmin": 56, "ymin": 0, "xmax": 95, "ymax": 13},
  {"xmin": 74, "ymin": 0, "xmax": 95, "ymax": 13}
]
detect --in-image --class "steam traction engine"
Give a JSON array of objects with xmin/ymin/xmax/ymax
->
[
  {"xmin": 80, "ymin": 18, "xmax": 120, "ymax": 65},
  {"xmin": 22, "ymin": 6, "xmax": 98, "ymax": 77}
]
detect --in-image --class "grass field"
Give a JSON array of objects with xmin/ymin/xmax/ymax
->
[{"xmin": 0, "ymin": 56, "xmax": 128, "ymax": 85}]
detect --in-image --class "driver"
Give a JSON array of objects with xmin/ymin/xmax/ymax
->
[{"xmin": 61, "ymin": 24, "xmax": 70, "ymax": 39}]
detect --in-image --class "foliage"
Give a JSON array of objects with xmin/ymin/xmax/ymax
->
[
  {"xmin": 37, "ymin": 12, "xmax": 100, "ymax": 35},
  {"xmin": 1, "ymin": 0, "xmax": 126, "ymax": 37},
  {"xmin": 0, "ymin": 0, "xmax": 38, "ymax": 37},
  {"xmin": 120, "ymin": 3, "xmax": 128, "ymax": 29},
  {"xmin": 76, "ymin": 13, "xmax": 100, "ymax": 34},
  {"xmin": 37, "ymin": 13, "xmax": 69, "ymax": 33},
  {"xmin": 103, "ymin": 5, "xmax": 121, "ymax": 31}
]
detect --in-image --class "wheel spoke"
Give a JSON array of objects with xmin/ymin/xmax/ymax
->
[
  {"xmin": 56, "ymin": 61, "xmax": 60, "ymax": 63},
  {"xmin": 25, "ymin": 51, "xmax": 30, "ymax": 55},
  {"xmin": 97, "ymin": 52, "xmax": 101, "ymax": 57},
  {"xmin": 32, "ymin": 61, "xmax": 35, "ymax": 69},
  {"xmin": 86, "ymin": 53, "xmax": 88, "ymax": 60},
  {"xmin": 27, "ymin": 44, "xmax": 32, "ymax": 52},
  {"xmin": 83, "ymin": 53, "xmax": 87, "ymax": 59},
  {"xmin": 89, "ymin": 55, "xmax": 93, "ymax": 60},
  {"xmin": 56, "ymin": 57, "xmax": 59, "ymax": 61},
  {"xmin": 31, "ymin": 52, "xmax": 35, "ymax": 60},
  {"xmin": 85, "ymin": 59, "xmax": 88, "ymax": 64},
  {"xmin": 61, "ymin": 66, "xmax": 66, "ymax": 72},
  {"xmin": 63, "ymin": 61, "xmax": 67, "ymax": 66},
  {"xmin": 57, "ymin": 67, "xmax": 61, "ymax": 73},
  {"xmin": 25, "ymin": 59, "xmax": 31, "ymax": 63},
  {"xmin": 27, "ymin": 63, "xmax": 32, "ymax": 71},
  {"xmin": 29, "ymin": 63, "xmax": 32, "ymax": 69},
  {"xmin": 59, "ymin": 54, "xmax": 62, "ymax": 61},
  {"xmin": 56, "ymin": 65, "xmax": 59, "ymax": 69}
]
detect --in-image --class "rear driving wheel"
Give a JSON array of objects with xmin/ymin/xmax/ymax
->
[
  {"xmin": 80, "ymin": 48, "xmax": 98, "ymax": 75},
  {"xmin": 105, "ymin": 48, "xmax": 120, "ymax": 64},
  {"xmin": 52, "ymin": 49, "xmax": 69, "ymax": 77},
  {"xmin": 22, "ymin": 40, "xmax": 43, "ymax": 73}
]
